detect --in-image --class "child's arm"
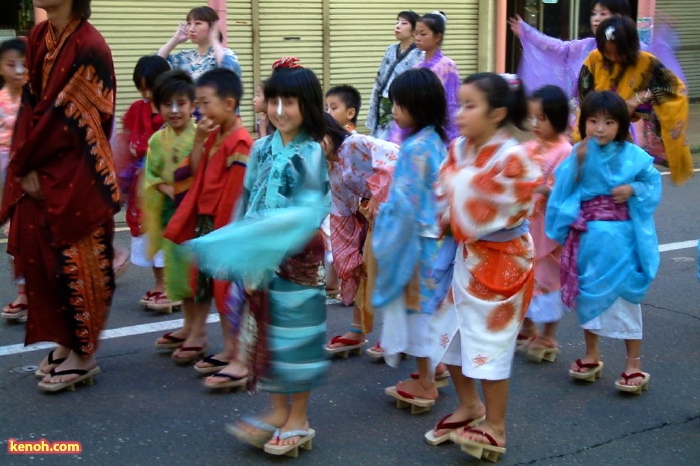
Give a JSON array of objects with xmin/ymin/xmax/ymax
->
[{"xmin": 156, "ymin": 183, "xmax": 175, "ymax": 199}]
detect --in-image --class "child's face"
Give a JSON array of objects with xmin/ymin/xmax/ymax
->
[
  {"xmin": 137, "ymin": 78, "xmax": 151, "ymax": 101},
  {"xmin": 159, "ymin": 93, "xmax": 194, "ymax": 132},
  {"xmin": 590, "ymin": 4, "xmax": 614, "ymax": 34},
  {"xmin": 585, "ymin": 112, "xmax": 619, "ymax": 146},
  {"xmin": 268, "ymin": 96, "xmax": 304, "ymax": 139},
  {"xmin": 456, "ymin": 83, "xmax": 499, "ymax": 140},
  {"xmin": 186, "ymin": 18, "xmax": 211, "ymax": 45},
  {"xmin": 602, "ymin": 41, "xmax": 623, "ymax": 63},
  {"xmin": 253, "ymin": 86, "xmax": 266, "ymax": 113},
  {"xmin": 414, "ymin": 22, "xmax": 441, "ymax": 52},
  {"xmin": 325, "ymin": 95, "xmax": 355, "ymax": 128},
  {"xmin": 196, "ymin": 85, "xmax": 237, "ymax": 127},
  {"xmin": 395, "ymin": 17, "xmax": 414, "ymax": 41},
  {"xmin": 392, "ymin": 102, "xmax": 415, "ymax": 130},
  {"xmin": 0, "ymin": 49, "xmax": 26, "ymax": 90},
  {"xmin": 527, "ymin": 99, "xmax": 558, "ymax": 141}
]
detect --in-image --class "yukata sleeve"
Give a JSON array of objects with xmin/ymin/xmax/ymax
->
[
  {"xmin": 187, "ymin": 142, "xmax": 331, "ymax": 282},
  {"xmin": 518, "ymin": 21, "xmax": 573, "ymax": 96},
  {"xmin": 627, "ymin": 145, "xmax": 662, "ymax": 281},
  {"xmin": 443, "ymin": 62, "xmax": 461, "ymax": 142},
  {"xmin": 143, "ymin": 134, "xmax": 166, "ymax": 257},
  {"xmin": 647, "ymin": 22, "xmax": 686, "ymax": 84},
  {"xmin": 366, "ymin": 136, "xmax": 399, "ymax": 203},
  {"xmin": 577, "ymin": 54, "xmax": 596, "ymax": 104},
  {"xmin": 166, "ymin": 50, "xmax": 187, "ymax": 71},
  {"xmin": 328, "ymin": 158, "xmax": 363, "ymax": 304},
  {"xmin": 366, "ymin": 46, "xmax": 392, "ymax": 133},
  {"xmin": 647, "ymin": 58, "xmax": 693, "ymax": 185},
  {"xmin": 372, "ymin": 141, "xmax": 425, "ymax": 307},
  {"xmin": 545, "ymin": 151, "xmax": 581, "ymax": 245}
]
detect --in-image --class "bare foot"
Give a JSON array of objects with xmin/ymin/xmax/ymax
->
[
  {"xmin": 268, "ymin": 416, "xmax": 310, "ymax": 446},
  {"xmin": 455, "ymin": 421, "xmax": 506, "ymax": 448},
  {"xmin": 618, "ymin": 360, "xmax": 645, "ymax": 386},
  {"xmin": 204, "ymin": 360, "xmax": 247, "ymax": 386},
  {"xmin": 194, "ymin": 352, "xmax": 230, "ymax": 371},
  {"xmin": 42, "ymin": 352, "xmax": 97, "ymax": 385},
  {"xmin": 326, "ymin": 331, "xmax": 365, "ymax": 349},
  {"xmin": 238, "ymin": 410, "xmax": 288, "ymax": 438},
  {"xmin": 570, "ymin": 356, "xmax": 601, "ymax": 373},
  {"xmin": 155, "ymin": 329, "xmax": 188, "ymax": 346},
  {"xmin": 37, "ymin": 346, "xmax": 71, "ymax": 375},
  {"xmin": 432, "ymin": 402, "xmax": 486, "ymax": 438},
  {"xmin": 396, "ymin": 378, "xmax": 438, "ymax": 400},
  {"xmin": 529, "ymin": 336, "xmax": 558, "ymax": 350}
]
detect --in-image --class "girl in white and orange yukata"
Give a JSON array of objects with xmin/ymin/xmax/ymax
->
[
  {"xmin": 427, "ymin": 73, "xmax": 542, "ymax": 462},
  {"xmin": 517, "ymin": 85, "xmax": 572, "ymax": 363}
]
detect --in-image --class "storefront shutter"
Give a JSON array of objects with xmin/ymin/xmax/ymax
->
[
  {"xmin": 657, "ymin": 0, "xmax": 700, "ymax": 98},
  {"xmin": 90, "ymin": 1, "xmax": 255, "ymax": 128},
  {"xmin": 328, "ymin": 1, "xmax": 480, "ymax": 131}
]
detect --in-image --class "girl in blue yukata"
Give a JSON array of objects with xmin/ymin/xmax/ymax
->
[
  {"xmin": 372, "ymin": 68, "xmax": 449, "ymax": 404},
  {"xmin": 186, "ymin": 57, "xmax": 329, "ymax": 456},
  {"xmin": 546, "ymin": 91, "xmax": 661, "ymax": 395}
]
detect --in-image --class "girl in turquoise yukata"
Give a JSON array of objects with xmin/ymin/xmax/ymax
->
[
  {"xmin": 186, "ymin": 57, "xmax": 329, "ymax": 455},
  {"xmin": 546, "ymin": 91, "xmax": 661, "ymax": 394},
  {"xmin": 373, "ymin": 68, "xmax": 448, "ymax": 403}
]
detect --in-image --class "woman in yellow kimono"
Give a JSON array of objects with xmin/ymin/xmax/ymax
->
[{"xmin": 577, "ymin": 16, "xmax": 692, "ymax": 185}]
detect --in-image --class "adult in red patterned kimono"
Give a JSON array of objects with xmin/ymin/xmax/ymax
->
[{"xmin": 0, "ymin": 0, "xmax": 119, "ymax": 392}]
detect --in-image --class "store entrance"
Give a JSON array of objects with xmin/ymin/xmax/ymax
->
[
  {"xmin": 0, "ymin": 0, "xmax": 35, "ymax": 41},
  {"xmin": 506, "ymin": 0, "xmax": 639, "ymax": 72}
]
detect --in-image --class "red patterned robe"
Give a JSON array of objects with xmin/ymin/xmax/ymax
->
[{"xmin": 0, "ymin": 18, "xmax": 119, "ymax": 356}]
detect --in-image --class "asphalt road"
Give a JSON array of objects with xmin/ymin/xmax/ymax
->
[{"xmin": 1, "ymin": 172, "xmax": 699, "ymax": 465}]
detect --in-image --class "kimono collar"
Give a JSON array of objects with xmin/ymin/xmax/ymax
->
[
  {"xmin": 421, "ymin": 49, "xmax": 444, "ymax": 68},
  {"xmin": 455, "ymin": 129, "xmax": 512, "ymax": 167},
  {"xmin": 271, "ymin": 130, "xmax": 313, "ymax": 155},
  {"xmin": 587, "ymin": 137, "xmax": 624, "ymax": 162},
  {"xmin": 42, "ymin": 16, "xmax": 82, "ymax": 95},
  {"xmin": 396, "ymin": 42, "xmax": 417, "ymax": 59}
]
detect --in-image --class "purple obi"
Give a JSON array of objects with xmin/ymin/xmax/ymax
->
[{"xmin": 560, "ymin": 196, "xmax": 631, "ymax": 309}]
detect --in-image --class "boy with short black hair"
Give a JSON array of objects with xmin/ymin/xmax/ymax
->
[
  {"xmin": 325, "ymin": 85, "xmax": 361, "ymax": 132},
  {"xmin": 159, "ymin": 68, "xmax": 253, "ymax": 389}
]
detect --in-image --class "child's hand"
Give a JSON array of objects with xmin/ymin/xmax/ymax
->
[
  {"xmin": 209, "ymin": 20, "xmax": 221, "ymax": 44},
  {"xmin": 508, "ymin": 14, "xmax": 523, "ymax": 37},
  {"xmin": 576, "ymin": 137, "xmax": 588, "ymax": 165},
  {"xmin": 173, "ymin": 22, "xmax": 189, "ymax": 45},
  {"xmin": 611, "ymin": 184, "xmax": 634, "ymax": 203},
  {"xmin": 158, "ymin": 184, "xmax": 175, "ymax": 199},
  {"xmin": 364, "ymin": 197, "xmax": 380, "ymax": 220},
  {"xmin": 195, "ymin": 117, "xmax": 217, "ymax": 144},
  {"xmin": 19, "ymin": 171, "xmax": 42, "ymax": 199}
]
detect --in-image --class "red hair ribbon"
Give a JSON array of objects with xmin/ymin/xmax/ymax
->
[{"xmin": 272, "ymin": 57, "xmax": 303, "ymax": 70}]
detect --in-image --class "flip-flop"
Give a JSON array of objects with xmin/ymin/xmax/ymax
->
[
  {"xmin": 225, "ymin": 417, "xmax": 278, "ymax": 448},
  {"xmin": 35, "ymin": 350, "xmax": 69, "ymax": 378},
  {"xmin": 139, "ymin": 291, "xmax": 161, "ymax": 307},
  {"xmin": 569, "ymin": 359, "xmax": 604, "ymax": 382},
  {"xmin": 147, "ymin": 294, "xmax": 183, "ymax": 313},
  {"xmin": 2, "ymin": 302, "xmax": 28, "ymax": 322},
  {"xmin": 171, "ymin": 346, "xmax": 207, "ymax": 365},
  {"xmin": 194, "ymin": 355, "xmax": 229, "ymax": 374},
  {"xmin": 425, "ymin": 413, "xmax": 486, "ymax": 445},
  {"xmin": 155, "ymin": 332, "xmax": 186, "ymax": 349},
  {"xmin": 203, "ymin": 371, "xmax": 248, "ymax": 389},
  {"xmin": 264, "ymin": 428, "xmax": 316, "ymax": 457},
  {"xmin": 526, "ymin": 338, "xmax": 560, "ymax": 363},
  {"xmin": 38, "ymin": 367, "xmax": 101, "ymax": 393},
  {"xmin": 325, "ymin": 336, "xmax": 368, "ymax": 355},
  {"xmin": 450, "ymin": 427, "xmax": 506, "ymax": 462},
  {"xmin": 615, "ymin": 371, "xmax": 650, "ymax": 395}
]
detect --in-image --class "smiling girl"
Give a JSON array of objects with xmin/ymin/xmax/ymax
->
[{"xmin": 158, "ymin": 6, "xmax": 241, "ymax": 80}]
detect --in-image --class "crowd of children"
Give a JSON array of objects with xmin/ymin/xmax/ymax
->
[{"xmin": 0, "ymin": 0, "xmax": 694, "ymax": 461}]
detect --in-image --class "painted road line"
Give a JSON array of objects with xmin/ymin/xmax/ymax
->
[
  {"xmin": 658, "ymin": 240, "xmax": 698, "ymax": 252},
  {"xmin": 659, "ymin": 168, "xmax": 700, "ymax": 176},
  {"xmin": 1, "ymin": 299, "xmax": 339, "ymax": 357}
]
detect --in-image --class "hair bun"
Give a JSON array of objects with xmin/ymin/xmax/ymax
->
[
  {"xmin": 430, "ymin": 10, "xmax": 447, "ymax": 24},
  {"xmin": 272, "ymin": 57, "xmax": 303, "ymax": 70}
]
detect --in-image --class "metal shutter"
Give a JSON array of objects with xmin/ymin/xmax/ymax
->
[
  {"xmin": 657, "ymin": 0, "xmax": 700, "ymax": 98},
  {"xmin": 258, "ymin": 0, "xmax": 325, "ymax": 81},
  {"xmin": 328, "ymin": 1, "xmax": 480, "ymax": 130},
  {"xmin": 90, "ymin": 1, "xmax": 255, "ymax": 129}
]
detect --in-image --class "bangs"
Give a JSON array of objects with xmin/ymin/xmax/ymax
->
[
  {"xmin": 264, "ymin": 69, "xmax": 306, "ymax": 100},
  {"xmin": 187, "ymin": 6, "xmax": 218, "ymax": 23}
]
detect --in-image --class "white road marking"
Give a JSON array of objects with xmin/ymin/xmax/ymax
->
[
  {"xmin": 0, "ymin": 239, "xmax": 697, "ymax": 358},
  {"xmin": 659, "ymin": 168, "xmax": 700, "ymax": 176}
]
